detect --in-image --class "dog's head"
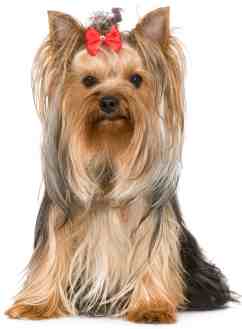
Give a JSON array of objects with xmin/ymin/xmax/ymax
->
[{"xmin": 33, "ymin": 8, "xmax": 185, "ymax": 209}]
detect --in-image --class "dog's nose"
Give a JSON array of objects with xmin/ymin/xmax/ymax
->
[{"xmin": 99, "ymin": 96, "xmax": 119, "ymax": 114}]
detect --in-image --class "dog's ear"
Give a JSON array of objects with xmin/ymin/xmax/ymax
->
[
  {"xmin": 134, "ymin": 7, "xmax": 170, "ymax": 46},
  {"xmin": 48, "ymin": 11, "xmax": 84, "ymax": 48}
]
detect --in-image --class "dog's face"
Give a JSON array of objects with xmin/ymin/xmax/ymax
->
[
  {"xmin": 65, "ymin": 44, "xmax": 150, "ymax": 156},
  {"xmin": 33, "ymin": 8, "xmax": 185, "ymax": 208}
]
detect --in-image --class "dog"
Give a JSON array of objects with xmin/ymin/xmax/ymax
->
[{"xmin": 6, "ymin": 7, "xmax": 234, "ymax": 323}]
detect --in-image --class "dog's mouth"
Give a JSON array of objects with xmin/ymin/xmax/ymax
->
[
  {"xmin": 96, "ymin": 114, "xmax": 128, "ymax": 124},
  {"xmin": 91, "ymin": 109, "xmax": 131, "ymax": 127},
  {"xmin": 85, "ymin": 107, "xmax": 134, "ymax": 150}
]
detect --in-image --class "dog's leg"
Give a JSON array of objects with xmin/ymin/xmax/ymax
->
[
  {"xmin": 127, "ymin": 271, "xmax": 178, "ymax": 323},
  {"xmin": 6, "ymin": 202, "xmax": 73, "ymax": 320},
  {"xmin": 126, "ymin": 205, "xmax": 185, "ymax": 323}
]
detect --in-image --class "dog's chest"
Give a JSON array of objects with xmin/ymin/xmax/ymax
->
[{"xmin": 70, "ymin": 199, "xmax": 152, "ymax": 313}]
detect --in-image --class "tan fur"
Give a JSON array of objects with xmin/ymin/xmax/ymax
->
[
  {"xmin": 6, "ymin": 207, "xmax": 73, "ymax": 318},
  {"xmin": 7, "ymin": 200, "xmax": 185, "ymax": 320},
  {"xmin": 127, "ymin": 206, "xmax": 185, "ymax": 323}
]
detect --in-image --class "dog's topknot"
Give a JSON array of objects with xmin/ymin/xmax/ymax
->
[{"xmin": 88, "ymin": 8, "xmax": 122, "ymax": 34}]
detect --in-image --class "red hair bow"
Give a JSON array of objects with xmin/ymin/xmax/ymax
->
[{"xmin": 85, "ymin": 25, "xmax": 122, "ymax": 56}]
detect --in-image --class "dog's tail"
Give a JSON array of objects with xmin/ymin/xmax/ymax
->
[{"xmin": 180, "ymin": 226, "xmax": 239, "ymax": 310}]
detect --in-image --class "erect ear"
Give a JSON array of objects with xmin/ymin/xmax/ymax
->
[
  {"xmin": 134, "ymin": 7, "xmax": 170, "ymax": 46},
  {"xmin": 48, "ymin": 11, "xmax": 83, "ymax": 47}
]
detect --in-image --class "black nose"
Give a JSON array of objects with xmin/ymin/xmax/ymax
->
[{"xmin": 99, "ymin": 96, "xmax": 119, "ymax": 114}]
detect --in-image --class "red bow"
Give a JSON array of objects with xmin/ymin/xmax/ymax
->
[{"xmin": 85, "ymin": 25, "xmax": 122, "ymax": 56}]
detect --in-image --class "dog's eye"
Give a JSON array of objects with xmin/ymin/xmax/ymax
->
[
  {"xmin": 129, "ymin": 73, "xmax": 143, "ymax": 88},
  {"xmin": 82, "ymin": 75, "xmax": 98, "ymax": 88}
]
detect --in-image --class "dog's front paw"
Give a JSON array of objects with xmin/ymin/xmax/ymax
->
[
  {"xmin": 127, "ymin": 304, "xmax": 177, "ymax": 324},
  {"xmin": 5, "ymin": 303, "xmax": 63, "ymax": 320}
]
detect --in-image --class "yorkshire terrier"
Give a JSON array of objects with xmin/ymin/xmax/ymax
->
[{"xmin": 6, "ymin": 7, "xmax": 234, "ymax": 323}]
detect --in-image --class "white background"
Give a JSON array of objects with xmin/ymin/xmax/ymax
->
[{"xmin": 0, "ymin": 0, "xmax": 241, "ymax": 328}]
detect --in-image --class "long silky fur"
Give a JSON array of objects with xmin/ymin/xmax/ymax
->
[
  {"xmin": 171, "ymin": 196, "xmax": 236, "ymax": 310},
  {"xmin": 6, "ymin": 10, "xmax": 235, "ymax": 321}
]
